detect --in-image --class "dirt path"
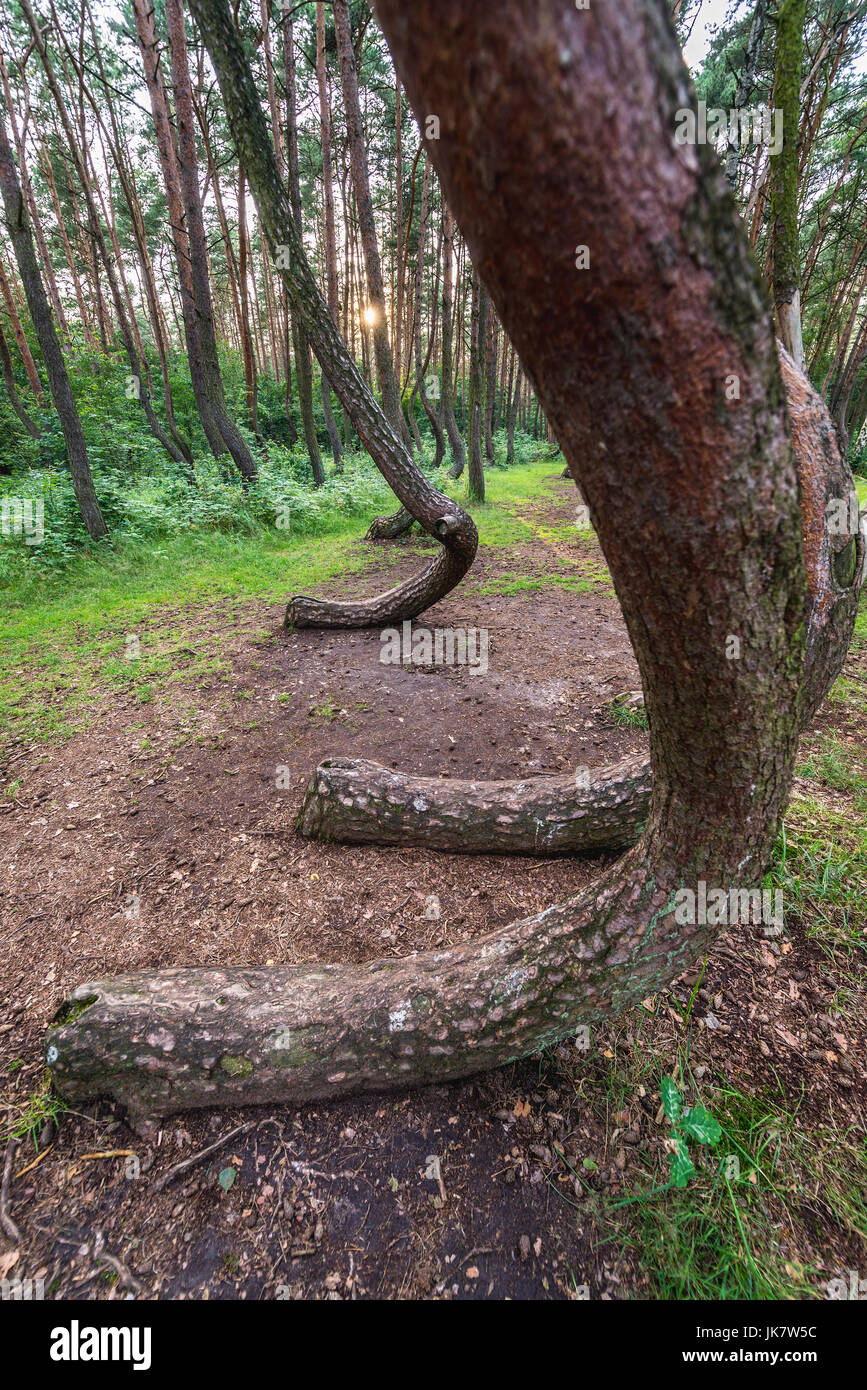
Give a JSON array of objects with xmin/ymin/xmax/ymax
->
[{"xmin": 1, "ymin": 476, "xmax": 864, "ymax": 1300}]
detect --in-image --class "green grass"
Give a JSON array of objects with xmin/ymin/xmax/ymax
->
[
  {"xmin": 0, "ymin": 452, "xmax": 563, "ymax": 752},
  {"xmin": 610, "ymin": 1069, "xmax": 867, "ymax": 1299}
]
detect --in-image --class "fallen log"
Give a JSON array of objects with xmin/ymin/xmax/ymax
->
[{"xmin": 297, "ymin": 754, "xmax": 650, "ymax": 854}]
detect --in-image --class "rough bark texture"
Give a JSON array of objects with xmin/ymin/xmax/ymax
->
[
  {"xmin": 298, "ymin": 755, "xmax": 651, "ymax": 855},
  {"xmin": 45, "ymin": 0, "xmax": 860, "ymax": 1126},
  {"xmin": 769, "ymin": 0, "xmax": 806, "ymax": 369}
]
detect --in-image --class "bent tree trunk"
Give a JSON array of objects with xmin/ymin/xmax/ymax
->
[
  {"xmin": 0, "ymin": 117, "xmax": 107, "ymax": 540},
  {"xmin": 44, "ymin": 0, "xmax": 856, "ymax": 1128},
  {"xmin": 184, "ymin": 0, "xmax": 477, "ymax": 629},
  {"xmin": 298, "ymin": 347, "xmax": 864, "ymax": 854}
]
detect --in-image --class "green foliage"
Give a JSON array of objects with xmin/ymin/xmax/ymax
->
[{"xmin": 661, "ymin": 1078, "xmax": 722, "ymax": 1190}]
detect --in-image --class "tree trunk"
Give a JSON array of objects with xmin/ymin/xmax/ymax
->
[
  {"xmin": 770, "ymin": 0, "xmax": 807, "ymax": 369},
  {"xmin": 164, "ymin": 0, "xmax": 258, "ymax": 482},
  {"xmin": 0, "ymin": 254, "xmax": 44, "ymax": 403},
  {"xmin": 283, "ymin": 9, "xmax": 324, "ymax": 486},
  {"xmin": 506, "ymin": 361, "xmax": 522, "ymax": 464},
  {"xmin": 0, "ymin": 316, "xmax": 39, "ymax": 437},
  {"xmin": 316, "ymin": 2, "xmax": 344, "ymax": 471},
  {"xmin": 237, "ymin": 166, "xmax": 260, "ymax": 436},
  {"xmin": 333, "ymin": 0, "xmax": 405, "ymax": 442},
  {"xmin": 441, "ymin": 207, "xmax": 466, "ymax": 477},
  {"xmin": 131, "ymin": 0, "xmax": 226, "ymax": 460},
  {"xmin": 0, "ymin": 115, "xmax": 106, "ymax": 540},
  {"xmin": 725, "ymin": 0, "xmax": 769, "ymax": 191},
  {"xmin": 467, "ymin": 270, "xmax": 486, "ymax": 501},
  {"xmin": 47, "ymin": 0, "xmax": 858, "ymax": 1127},
  {"xmin": 413, "ymin": 156, "xmax": 446, "ymax": 467}
]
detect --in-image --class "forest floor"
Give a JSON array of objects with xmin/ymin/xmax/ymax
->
[{"xmin": 1, "ymin": 463, "xmax": 866, "ymax": 1301}]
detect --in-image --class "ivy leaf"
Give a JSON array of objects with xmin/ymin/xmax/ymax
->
[
  {"xmin": 669, "ymin": 1138, "xmax": 696, "ymax": 1189},
  {"xmin": 218, "ymin": 1166, "xmax": 236, "ymax": 1192},
  {"xmin": 660, "ymin": 1076, "xmax": 682, "ymax": 1122},
  {"xmin": 680, "ymin": 1105, "xmax": 722, "ymax": 1147}
]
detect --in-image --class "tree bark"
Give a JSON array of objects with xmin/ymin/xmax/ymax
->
[
  {"xmin": 283, "ymin": 9, "xmax": 324, "ymax": 485},
  {"xmin": 0, "ymin": 115, "xmax": 106, "ymax": 540},
  {"xmin": 467, "ymin": 269, "xmax": 486, "ymax": 501},
  {"xmin": 333, "ymin": 0, "xmax": 405, "ymax": 440},
  {"xmin": 0, "ymin": 314, "xmax": 39, "ymax": 437},
  {"xmin": 45, "ymin": 0, "xmax": 857, "ymax": 1126},
  {"xmin": 0, "ymin": 253, "xmax": 44, "ymax": 403},
  {"xmin": 725, "ymin": 0, "xmax": 769, "ymax": 191},
  {"xmin": 770, "ymin": 0, "xmax": 807, "ymax": 369},
  {"xmin": 413, "ymin": 156, "xmax": 446, "ymax": 468},
  {"xmin": 441, "ymin": 206, "xmax": 466, "ymax": 477},
  {"xmin": 164, "ymin": 0, "xmax": 258, "ymax": 482},
  {"xmin": 316, "ymin": 2, "xmax": 344, "ymax": 470}
]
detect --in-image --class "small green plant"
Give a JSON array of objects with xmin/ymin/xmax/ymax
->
[
  {"xmin": 609, "ymin": 694, "xmax": 649, "ymax": 731},
  {"xmin": 661, "ymin": 1077, "xmax": 722, "ymax": 1188}
]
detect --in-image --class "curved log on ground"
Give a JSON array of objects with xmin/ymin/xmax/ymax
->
[
  {"xmin": 298, "ymin": 349, "xmax": 864, "ymax": 854},
  {"xmin": 45, "ymin": 0, "xmax": 863, "ymax": 1126},
  {"xmin": 297, "ymin": 754, "xmax": 651, "ymax": 855},
  {"xmin": 365, "ymin": 506, "xmax": 416, "ymax": 540}
]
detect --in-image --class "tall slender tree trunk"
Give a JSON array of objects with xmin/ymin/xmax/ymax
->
[
  {"xmin": 0, "ymin": 114, "xmax": 106, "ymax": 539},
  {"xmin": 164, "ymin": 0, "xmax": 258, "ymax": 481},
  {"xmin": 467, "ymin": 269, "xmax": 486, "ymax": 500},
  {"xmin": 441, "ymin": 206, "xmax": 465, "ymax": 477},
  {"xmin": 333, "ymin": 0, "xmax": 405, "ymax": 440},
  {"xmin": 725, "ymin": 0, "xmax": 769, "ymax": 190},
  {"xmin": 316, "ymin": 2, "xmax": 344, "ymax": 469},
  {"xmin": 131, "ymin": 0, "xmax": 227, "ymax": 460},
  {"xmin": 237, "ymin": 166, "xmax": 260, "ymax": 436},
  {"xmin": 506, "ymin": 360, "xmax": 522, "ymax": 464},
  {"xmin": 0, "ymin": 315, "xmax": 39, "ymax": 437},
  {"xmin": 0, "ymin": 252, "xmax": 44, "ymax": 402},
  {"xmin": 283, "ymin": 10, "xmax": 324, "ymax": 485},
  {"xmin": 770, "ymin": 0, "xmax": 807, "ymax": 369},
  {"xmin": 413, "ymin": 155, "xmax": 445, "ymax": 467}
]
